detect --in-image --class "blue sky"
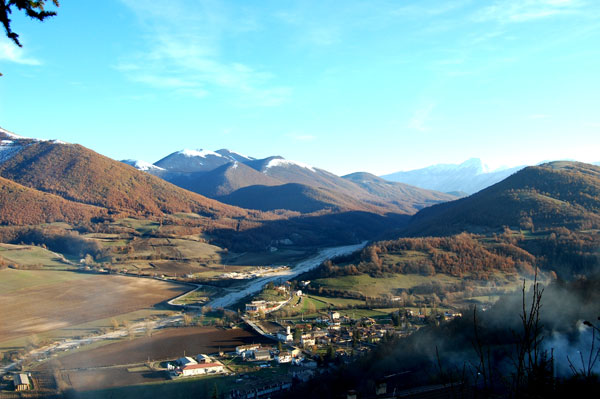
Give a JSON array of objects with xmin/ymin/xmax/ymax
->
[{"xmin": 1, "ymin": 0, "xmax": 599, "ymax": 175}]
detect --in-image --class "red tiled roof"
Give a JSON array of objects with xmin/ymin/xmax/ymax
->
[{"xmin": 183, "ymin": 363, "xmax": 222, "ymax": 370}]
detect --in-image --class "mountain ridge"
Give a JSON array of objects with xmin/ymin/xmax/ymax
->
[{"xmin": 405, "ymin": 161, "xmax": 600, "ymax": 236}]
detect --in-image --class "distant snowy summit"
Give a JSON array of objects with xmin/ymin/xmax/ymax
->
[
  {"xmin": 381, "ymin": 158, "xmax": 525, "ymax": 195},
  {"xmin": 149, "ymin": 148, "xmax": 255, "ymax": 173},
  {"xmin": 121, "ymin": 159, "xmax": 165, "ymax": 172}
]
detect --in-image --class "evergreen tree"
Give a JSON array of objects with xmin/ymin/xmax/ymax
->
[
  {"xmin": 1, "ymin": 0, "xmax": 59, "ymax": 76},
  {"xmin": 1, "ymin": 1, "xmax": 58, "ymax": 46}
]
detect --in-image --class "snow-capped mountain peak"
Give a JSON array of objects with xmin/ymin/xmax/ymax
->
[
  {"xmin": 0, "ymin": 126, "xmax": 27, "ymax": 140},
  {"xmin": 178, "ymin": 149, "xmax": 223, "ymax": 158},
  {"xmin": 216, "ymin": 149, "xmax": 254, "ymax": 162},
  {"xmin": 121, "ymin": 159, "xmax": 165, "ymax": 171},
  {"xmin": 264, "ymin": 158, "xmax": 315, "ymax": 172}
]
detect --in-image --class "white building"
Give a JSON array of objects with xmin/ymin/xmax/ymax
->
[
  {"xmin": 251, "ymin": 349, "xmax": 272, "ymax": 361},
  {"xmin": 276, "ymin": 352, "xmax": 292, "ymax": 364},
  {"xmin": 178, "ymin": 362, "xmax": 225, "ymax": 377},
  {"xmin": 236, "ymin": 344, "xmax": 261, "ymax": 355},
  {"xmin": 277, "ymin": 326, "xmax": 293, "ymax": 343}
]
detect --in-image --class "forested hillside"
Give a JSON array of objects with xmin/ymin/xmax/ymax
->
[
  {"xmin": 406, "ymin": 162, "xmax": 600, "ymax": 236},
  {"xmin": 0, "ymin": 141, "xmax": 251, "ymax": 218}
]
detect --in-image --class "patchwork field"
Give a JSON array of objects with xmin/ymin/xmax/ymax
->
[
  {"xmin": 0, "ymin": 269, "xmax": 188, "ymax": 345},
  {"xmin": 52, "ymin": 326, "xmax": 272, "ymax": 370}
]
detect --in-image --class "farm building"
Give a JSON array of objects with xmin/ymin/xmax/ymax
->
[
  {"xmin": 251, "ymin": 349, "xmax": 272, "ymax": 361},
  {"xmin": 196, "ymin": 354, "xmax": 212, "ymax": 363},
  {"xmin": 13, "ymin": 373, "xmax": 30, "ymax": 391},
  {"xmin": 177, "ymin": 362, "xmax": 225, "ymax": 377},
  {"xmin": 236, "ymin": 344, "xmax": 261, "ymax": 355},
  {"xmin": 176, "ymin": 356, "xmax": 197, "ymax": 367}
]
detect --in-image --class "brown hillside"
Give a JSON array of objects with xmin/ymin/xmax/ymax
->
[
  {"xmin": 0, "ymin": 176, "xmax": 105, "ymax": 225},
  {"xmin": 406, "ymin": 161, "xmax": 600, "ymax": 235},
  {"xmin": 0, "ymin": 141, "xmax": 250, "ymax": 218}
]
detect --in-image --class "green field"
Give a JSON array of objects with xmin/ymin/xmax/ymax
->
[
  {"xmin": 115, "ymin": 218, "xmax": 162, "ymax": 235},
  {"xmin": 312, "ymin": 273, "xmax": 461, "ymax": 298},
  {"xmin": 0, "ymin": 243, "xmax": 74, "ymax": 269},
  {"xmin": 172, "ymin": 286, "xmax": 222, "ymax": 306},
  {"xmin": 306, "ymin": 294, "xmax": 365, "ymax": 308}
]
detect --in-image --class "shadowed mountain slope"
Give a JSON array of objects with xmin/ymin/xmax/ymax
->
[
  {"xmin": 343, "ymin": 172, "xmax": 459, "ymax": 213},
  {"xmin": 166, "ymin": 161, "xmax": 283, "ymax": 197},
  {"xmin": 218, "ymin": 183, "xmax": 389, "ymax": 214}
]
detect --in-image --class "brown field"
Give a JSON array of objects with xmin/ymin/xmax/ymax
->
[
  {"xmin": 0, "ymin": 270, "xmax": 187, "ymax": 343},
  {"xmin": 54, "ymin": 326, "xmax": 272, "ymax": 369}
]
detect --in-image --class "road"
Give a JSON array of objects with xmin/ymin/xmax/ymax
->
[{"xmin": 209, "ymin": 241, "xmax": 367, "ymax": 309}]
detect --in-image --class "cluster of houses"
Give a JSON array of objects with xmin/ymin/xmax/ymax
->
[
  {"xmin": 234, "ymin": 342, "xmax": 319, "ymax": 368},
  {"xmin": 269, "ymin": 311, "xmax": 424, "ymax": 353},
  {"xmin": 168, "ymin": 354, "xmax": 226, "ymax": 378}
]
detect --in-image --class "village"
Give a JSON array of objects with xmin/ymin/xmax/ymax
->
[
  {"xmin": 0, "ymin": 270, "xmax": 464, "ymax": 399},
  {"xmin": 153, "ymin": 279, "xmax": 461, "ymax": 397}
]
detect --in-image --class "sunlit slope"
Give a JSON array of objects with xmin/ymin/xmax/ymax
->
[
  {"xmin": 0, "ymin": 175, "xmax": 105, "ymax": 225},
  {"xmin": 0, "ymin": 141, "xmax": 250, "ymax": 218}
]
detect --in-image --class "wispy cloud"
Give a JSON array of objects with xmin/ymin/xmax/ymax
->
[
  {"xmin": 474, "ymin": 0, "xmax": 585, "ymax": 24},
  {"xmin": 0, "ymin": 39, "xmax": 41, "ymax": 66},
  {"xmin": 117, "ymin": 0, "xmax": 290, "ymax": 106},
  {"xmin": 287, "ymin": 133, "xmax": 316, "ymax": 142},
  {"xmin": 408, "ymin": 102, "xmax": 436, "ymax": 132}
]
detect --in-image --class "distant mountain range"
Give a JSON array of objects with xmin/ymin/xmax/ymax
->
[
  {"xmin": 124, "ymin": 149, "xmax": 458, "ymax": 215},
  {"xmin": 3, "ymin": 125, "xmax": 600, "ymax": 253},
  {"xmin": 381, "ymin": 158, "xmax": 525, "ymax": 195},
  {"xmin": 0, "ymin": 127, "xmax": 416, "ymax": 249}
]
